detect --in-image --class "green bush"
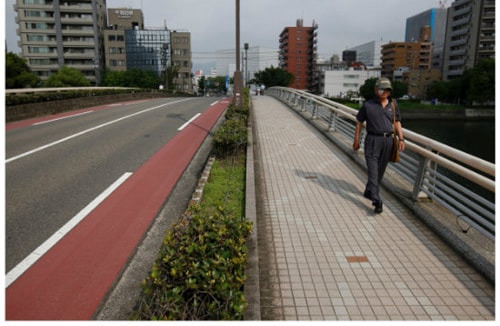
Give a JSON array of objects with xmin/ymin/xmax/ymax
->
[
  {"xmin": 5, "ymin": 88, "xmax": 138, "ymax": 106},
  {"xmin": 212, "ymin": 119, "xmax": 247, "ymax": 158},
  {"xmin": 132, "ymin": 206, "xmax": 252, "ymax": 320}
]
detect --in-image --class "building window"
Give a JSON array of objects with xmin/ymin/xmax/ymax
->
[
  {"xmin": 27, "ymin": 34, "xmax": 49, "ymax": 41},
  {"xmin": 26, "ymin": 22, "xmax": 49, "ymax": 29},
  {"xmin": 28, "ymin": 46, "xmax": 52, "ymax": 53},
  {"xmin": 24, "ymin": 0, "xmax": 46, "ymax": 4}
]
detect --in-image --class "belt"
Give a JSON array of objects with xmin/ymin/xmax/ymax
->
[{"xmin": 368, "ymin": 132, "xmax": 393, "ymax": 137}]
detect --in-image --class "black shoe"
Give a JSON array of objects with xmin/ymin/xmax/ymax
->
[
  {"xmin": 374, "ymin": 202, "xmax": 383, "ymax": 214},
  {"xmin": 363, "ymin": 190, "xmax": 372, "ymax": 200}
]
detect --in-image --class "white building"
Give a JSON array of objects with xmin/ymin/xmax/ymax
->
[
  {"xmin": 347, "ymin": 41, "xmax": 383, "ymax": 69},
  {"xmin": 322, "ymin": 69, "xmax": 380, "ymax": 98},
  {"xmin": 215, "ymin": 46, "xmax": 278, "ymax": 81}
]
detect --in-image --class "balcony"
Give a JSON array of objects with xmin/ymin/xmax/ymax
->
[
  {"xmin": 59, "ymin": 3, "xmax": 93, "ymax": 13},
  {"xmin": 449, "ymin": 38, "xmax": 468, "ymax": 47},
  {"xmin": 453, "ymin": 6, "xmax": 472, "ymax": 17},
  {"xmin": 451, "ymin": 16, "xmax": 471, "ymax": 28},
  {"xmin": 60, "ymin": 17, "xmax": 94, "ymax": 24},
  {"xmin": 61, "ymin": 28, "xmax": 94, "ymax": 36}
]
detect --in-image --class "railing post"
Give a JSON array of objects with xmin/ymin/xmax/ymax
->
[
  {"xmin": 412, "ymin": 152, "xmax": 433, "ymax": 201},
  {"xmin": 312, "ymin": 103, "xmax": 318, "ymax": 119},
  {"xmin": 328, "ymin": 111, "xmax": 337, "ymax": 131}
]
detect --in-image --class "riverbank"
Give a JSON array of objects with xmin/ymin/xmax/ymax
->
[
  {"xmin": 341, "ymin": 100, "xmax": 495, "ymax": 120},
  {"xmin": 401, "ymin": 107, "xmax": 495, "ymax": 120}
]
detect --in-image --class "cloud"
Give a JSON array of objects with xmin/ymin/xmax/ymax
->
[{"xmin": 6, "ymin": 0, "xmax": 446, "ymax": 63}]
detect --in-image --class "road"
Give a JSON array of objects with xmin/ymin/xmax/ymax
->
[{"xmin": 5, "ymin": 96, "xmax": 230, "ymax": 319}]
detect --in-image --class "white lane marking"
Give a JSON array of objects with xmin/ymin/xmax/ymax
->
[
  {"xmin": 5, "ymin": 172, "xmax": 133, "ymax": 288},
  {"xmin": 210, "ymin": 101, "xmax": 219, "ymax": 106},
  {"xmin": 6, "ymin": 98, "xmax": 193, "ymax": 164},
  {"xmin": 32, "ymin": 110, "xmax": 94, "ymax": 126},
  {"xmin": 177, "ymin": 113, "xmax": 201, "ymax": 131}
]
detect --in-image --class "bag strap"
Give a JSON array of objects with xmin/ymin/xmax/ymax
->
[{"xmin": 391, "ymin": 100, "xmax": 397, "ymax": 134}]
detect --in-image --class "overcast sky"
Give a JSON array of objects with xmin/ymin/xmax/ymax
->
[{"xmin": 4, "ymin": 0, "xmax": 448, "ymax": 64}]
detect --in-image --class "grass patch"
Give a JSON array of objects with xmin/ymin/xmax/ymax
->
[{"xmin": 201, "ymin": 156, "xmax": 246, "ymax": 218}]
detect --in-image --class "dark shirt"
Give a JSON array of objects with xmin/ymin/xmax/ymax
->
[{"xmin": 356, "ymin": 98, "xmax": 401, "ymax": 134}]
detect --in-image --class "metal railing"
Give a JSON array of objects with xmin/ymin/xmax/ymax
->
[{"xmin": 268, "ymin": 87, "xmax": 495, "ymax": 241}]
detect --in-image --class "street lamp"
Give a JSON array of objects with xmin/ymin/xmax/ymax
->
[{"xmin": 244, "ymin": 43, "xmax": 249, "ymax": 87}]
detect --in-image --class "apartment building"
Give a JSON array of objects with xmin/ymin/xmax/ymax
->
[
  {"xmin": 170, "ymin": 30, "xmax": 193, "ymax": 93},
  {"xmin": 14, "ymin": 0, "xmax": 107, "ymax": 84},
  {"xmin": 380, "ymin": 40, "xmax": 432, "ymax": 79},
  {"xmin": 279, "ymin": 19, "xmax": 318, "ymax": 91},
  {"xmin": 104, "ymin": 8, "xmax": 144, "ymax": 72},
  {"xmin": 442, "ymin": 0, "xmax": 495, "ymax": 80}
]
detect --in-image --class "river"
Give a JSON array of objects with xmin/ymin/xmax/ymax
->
[{"xmin": 403, "ymin": 119, "xmax": 495, "ymax": 163}]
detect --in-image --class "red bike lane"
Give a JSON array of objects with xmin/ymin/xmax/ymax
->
[{"xmin": 6, "ymin": 99, "xmax": 230, "ymax": 320}]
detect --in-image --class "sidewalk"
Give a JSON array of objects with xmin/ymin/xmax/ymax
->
[{"xmin": 251, "ymin": 95, "xmax": 494, "ymax": 321}]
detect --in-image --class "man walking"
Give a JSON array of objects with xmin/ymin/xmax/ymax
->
[{"xmin": 353, "ymin": 78, "xmax": 405, "ymax": 214}]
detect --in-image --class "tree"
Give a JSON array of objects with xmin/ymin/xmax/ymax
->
[
  {"xmin": 101, "ymin": 69, "xmax": 125, "ymax": 86},
  {"xmin": 426, "ymin": 59, "xmax": 495, "ymax": 105},
  {"xmin": 44, "ymin": 66, "xmax": 91, "ymax": 87},
  {"xmin": 206, "ymin": 76, "xmax": 227, "ymax": 93},
  {"xmin": 253, "ymin": 66, "xmax": 294, "ymax": 88},
  {"xmin": 198, "ymin": 76, "xmax": 206, "ymax": 94},
  {"xmin": 101, "ymin": 68, "xmax": 161, "ymax": 88},
  {"xmin": 6, "ymin": 52, "xmax": 40, "ymax": 88},
  {"xmin": 466, "ymin": 58, "xmax": 495, "ymax": 105}
]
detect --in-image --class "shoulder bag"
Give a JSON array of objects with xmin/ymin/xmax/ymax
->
[{"xmin": 390, "ymin": 101, "xmax": 400, "ymax": 163}]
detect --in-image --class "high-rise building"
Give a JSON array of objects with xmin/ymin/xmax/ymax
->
[
  {"xmin": 14, "ymin": 0, "xmax": 107, "ymax": 85},
  {"xmin": 348, "ymin": 41, "xmax": 383, "ymax": 69},
  {"xmin": 405, "ymin": 8, "xmax": 448, "ymax": 70},
  {"xmin": 279, "ymin": 19, "xmax": 318, "ymax": 91},
  {"xmin": 104, "ymin": 8, "xmax": 144, "ymax": 72},
  {"xmin": 125, "ymin": 28, "xmax": 170, "ymax": 77},
  {"xmin": 442, "ymin": 0, "xmax": 495, "ymax": 80},
  {"xmin": 170, "ymin": 30, "xmax": 193, "ymax": 93}
]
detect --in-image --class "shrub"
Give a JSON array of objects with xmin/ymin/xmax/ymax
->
[
  {"xmin": 212, "ymin": 119, "xmax": 247, "ymax": 158},
  {"xmin": 132, "ymin": 201, "xmax": 252, "ymax": 320}
]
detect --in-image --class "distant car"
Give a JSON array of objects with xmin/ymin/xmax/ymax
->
[{"xmin": 399, "ymin": 95, "xmax": 410, "ymax": 100}]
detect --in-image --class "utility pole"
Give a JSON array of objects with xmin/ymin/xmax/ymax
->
[{"xmin": 233, "ymin": 0, "xmax": 243, "ymax": 106}]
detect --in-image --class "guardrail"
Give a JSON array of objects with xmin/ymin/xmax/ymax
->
[{"xmin": 268, "ymin": 86, "xmax": 495, "ymax": 241}]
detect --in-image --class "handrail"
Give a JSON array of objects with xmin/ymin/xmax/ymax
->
[
  {"xmin": 5, "ymin": 87, "xmax": 137, "ymax": 95},
  {"xmin": 271, "ymin": 87, "xmax": 495, "ymax": 181},
  {"xmin": 268, "ymin": 86, "xmax": 495, "ymax": 241}
]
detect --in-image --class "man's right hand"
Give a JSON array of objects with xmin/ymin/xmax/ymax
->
[{"xmin": 353, "ymin": 141, "xmax": 360, "ymax": 151}]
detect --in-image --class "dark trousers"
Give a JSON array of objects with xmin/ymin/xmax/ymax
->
[{"xmin": 364, "ymin": 134, "xmax": 393, "ymax": 204}]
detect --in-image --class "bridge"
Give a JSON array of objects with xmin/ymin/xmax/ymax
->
[
  {"xmin": 5, "ymin": 89, "xmax": 495, "ymax": 320},
  {"xmin": 244, "ymin": 89, "xmax": 494, "ymax": 320}
]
